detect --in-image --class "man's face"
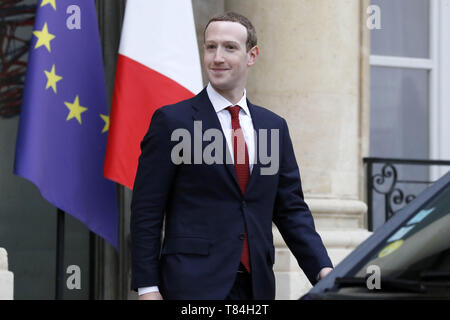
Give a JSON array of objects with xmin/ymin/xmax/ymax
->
[{"xmin": 203, "ymin": 21, "xmax": 257, "ymax": 94}]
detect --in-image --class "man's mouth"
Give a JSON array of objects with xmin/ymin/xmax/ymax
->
[{"xmin": 211, "ymin": 68, "xmax": 229, "ymax": 72}]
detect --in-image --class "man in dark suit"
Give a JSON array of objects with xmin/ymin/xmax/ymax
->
[{"xmin": 131, "ymin": 12, "xmax": 333, "ymax": 300}]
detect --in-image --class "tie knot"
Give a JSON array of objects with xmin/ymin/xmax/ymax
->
[{"xmin": 226, "ymin": 105, "xmax": 241, "ymax": 120}]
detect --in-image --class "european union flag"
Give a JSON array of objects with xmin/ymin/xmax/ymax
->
[{"xmin": 14, "ymin": 0, "xmax": 118, "ymax": 248}]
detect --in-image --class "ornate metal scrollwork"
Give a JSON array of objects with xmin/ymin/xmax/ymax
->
[
  {"xmin": 364, "ymin": 157, "xmax": 450, "ymax": 231},
  {"xmin": 388, "ymin": 188, "xmax": 416, "ymax": 220},
  {"xmin": 372, "ymin": 163, "xmax": 397, "ymax": 195},
  {"xmin": 370, "ymin": 162, "xmax": 420, "ymax": 222}
]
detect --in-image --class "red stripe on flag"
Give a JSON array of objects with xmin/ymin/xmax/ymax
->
[{"xmin": 104, "ymin": 54, "xmax": 195, "ymax": 189}]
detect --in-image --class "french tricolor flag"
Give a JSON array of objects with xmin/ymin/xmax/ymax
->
[{"xmin": 104, "ymin": 1, "xmax": 203, "ymax": 189}]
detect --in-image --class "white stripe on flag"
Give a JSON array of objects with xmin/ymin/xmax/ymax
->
[{"xmin": 118, "ymin": 0, "xmax": 203, "ymax": 94}]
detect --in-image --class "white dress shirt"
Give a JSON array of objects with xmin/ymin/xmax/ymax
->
[
  {"xmin": 138, "ymin": 84, "xmax": 255, "ymax": 296},
  {"xmin": 206, "ymin": 83, "xmax": 256, "ymax": 172}
]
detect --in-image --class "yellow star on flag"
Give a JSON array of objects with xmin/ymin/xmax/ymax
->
[
  {"xmin": 33, "ymin": 22, "xmax": 56, "ymax": 52},
  {"xmin": 100, "ymin": 114, "xmax": 110, "ymax": 133},
  {"xmin": 64, "ymin": 95, "xmax": 87, "ymax": 124},
  {"xmin": 44, "ymin": 65, "xmax": 63, "ymax": 94},
  {"xmin": 41, "ymin": 0, "xmax": 56, "ymax": 10}
]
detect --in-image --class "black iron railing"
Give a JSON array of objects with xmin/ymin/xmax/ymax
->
[{"xmin": 363, "ymin": 157, "xmax": 450, "ymax": 231}]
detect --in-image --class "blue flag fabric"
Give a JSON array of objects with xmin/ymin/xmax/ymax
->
[{"xmin": 14, "ymin": 0, "xmax": 118, "ymax": 249}]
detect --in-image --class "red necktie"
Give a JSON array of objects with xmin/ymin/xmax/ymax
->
[{"xmin": 226, "ymin": 106, "xmax": 251, "ymax": 273}]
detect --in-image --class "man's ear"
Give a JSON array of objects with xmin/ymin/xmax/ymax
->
[{"xmin": 247, "ymin": 45, "xmax": 259, "ymax": 67}]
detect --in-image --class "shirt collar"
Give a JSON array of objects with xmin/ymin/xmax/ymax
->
[{"xmin": 206, "ymin": 82, "xmax": 250, "ymax": 116}]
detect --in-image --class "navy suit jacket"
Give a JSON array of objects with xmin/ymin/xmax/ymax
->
[{"xmin": 130, "ymin": 88, "xmax": 332, "ymax": 299}]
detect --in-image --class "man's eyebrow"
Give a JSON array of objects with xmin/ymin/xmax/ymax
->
[
  {"xmin": 224, "ymin": 41, "xmax": 240, "ymax": 46},
  {"xmin": 205, "ymin": 40, "xmax": 241, "ymax": 46}
]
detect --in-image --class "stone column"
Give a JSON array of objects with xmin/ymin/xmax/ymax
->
[
  {"xmin": 0, "ymin": 248, "xmax": 13, "ymax": 300},
  {"xmin": 225, "ymin": 0, "xmax": 372, "ymax": 299}
]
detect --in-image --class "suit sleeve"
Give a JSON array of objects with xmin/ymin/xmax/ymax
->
[
  {"xmin": 130, "ymin": 108, "xmax": 177, "ymax": 291},
  {"xmin": 272, "ymin": 118, "xmax": 333, "ymax": 285}
]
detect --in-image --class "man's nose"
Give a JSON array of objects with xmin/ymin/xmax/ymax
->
[{"xmin": 213, "ymin": 48, "xmax": 225, "ymax": 63}]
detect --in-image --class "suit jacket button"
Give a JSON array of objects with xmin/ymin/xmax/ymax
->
[{"xmin": 239, "ymin": 233, "xmax": 245, "ymax": 240}]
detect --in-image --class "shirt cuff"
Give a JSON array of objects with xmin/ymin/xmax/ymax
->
[{"xmin": 138, "ymin": 286, "xmax": 159, "ymax": 295}]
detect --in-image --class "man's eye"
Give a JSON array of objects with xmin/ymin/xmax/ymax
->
[
  {"xmin": 227, "ymin": 45, "xmax": 235, "ymax": 50},
  {"xmin": 207, "ymin": 45, "xmax": 216, "ymax": 49}
]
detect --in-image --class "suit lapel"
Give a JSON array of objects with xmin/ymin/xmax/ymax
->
[
  {"xmin": 191, "ymin": 89, "xmax": 240, "ymax": 191},
  {"xmin": 246, "ymin": 99, "xmax": 264, "ymax": 194},
  {"xmin": 190, "ymin": 89, "xmax": 268, "ymax": 196}
]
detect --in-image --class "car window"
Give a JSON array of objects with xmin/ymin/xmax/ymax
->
[{"xmin": 351, "ymin": 183, "xmax": 450, "ymax": 281}]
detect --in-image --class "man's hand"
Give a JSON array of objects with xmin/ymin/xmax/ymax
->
[
  {"xmin": 318, "ymin": 267, "xmax": 333, "ymax": 280},
  {"xmin": 139, "ymin": 291, "xmax": 163, "ymax": 300}
]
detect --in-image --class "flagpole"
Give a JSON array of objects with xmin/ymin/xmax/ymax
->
[
  {"xmin": 89, "ymin": 231, "xmax": 97, "ymax": 300},
  {"xmin": 55, "ymin": 208, "xmax": 65, "ymax": 300}
]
